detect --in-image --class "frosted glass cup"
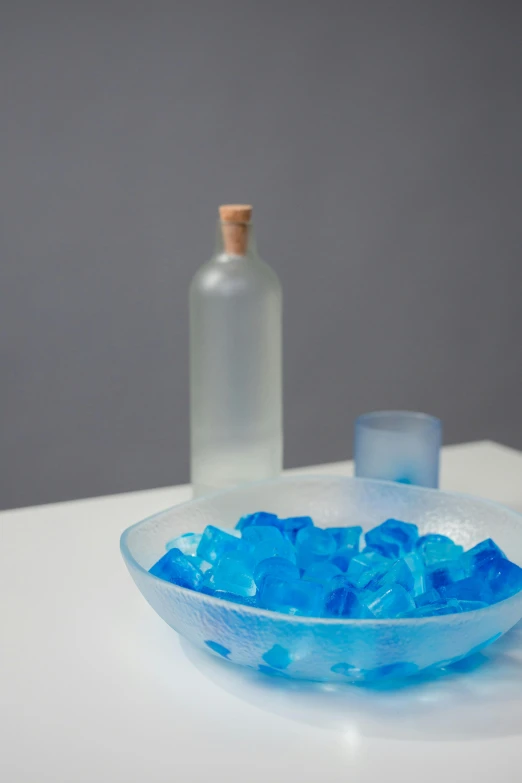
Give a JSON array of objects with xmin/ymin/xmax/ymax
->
[{"xmin": 354, "ymin": 411, "xmax": 442, "ymax": 488}]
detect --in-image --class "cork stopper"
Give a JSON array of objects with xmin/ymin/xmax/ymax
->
[{"xmin": 219, "ymin": 204, "xmax": 253, "ymax": 255}]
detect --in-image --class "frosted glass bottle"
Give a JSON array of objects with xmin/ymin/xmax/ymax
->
[{"xmin": 190, "ymin": 205, "xmax": 283, "ymax": 497}]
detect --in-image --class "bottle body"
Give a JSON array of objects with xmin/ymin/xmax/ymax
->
[{"xmin": 190, "ymin": 232, "xmax": 282, "ymax": 497}]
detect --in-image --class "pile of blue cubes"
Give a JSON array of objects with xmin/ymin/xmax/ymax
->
[{"xmin": 149, "ymin": 512, "xmax": 522, "ymax": 619}]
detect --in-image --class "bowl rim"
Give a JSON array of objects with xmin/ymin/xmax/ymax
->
[{"xmin": 120, "ymin": 473, "xmax": 522, "ymax": 626}]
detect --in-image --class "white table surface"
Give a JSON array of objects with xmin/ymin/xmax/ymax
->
[{"xmin": 2, "ymin": 440, "xmax": 522, "ymax": 782}]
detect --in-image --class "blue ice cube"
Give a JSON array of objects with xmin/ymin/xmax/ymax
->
[
  {"xmin": 463, "ymin": 539, "xmax": 506, "ymax": 573},
  {"xmin": 258, "ymin": 575, "xmax": 323, "ymax": 616},
  {"xmin": 402, "ymin": 599, "xmax": 463, "ymax": 617},
  {"xmin": 280, "ymin": 515, "xmax": 314, "ymax": 543},
  {"xmin": 323, "ymin": 581, "xmax": 364, "ymax": 618},
  {"xmin": 149, "ymin": 547, "xmax": 203, "ymax": 590},
  {"xmin": 253, "ymin": 557, "xmax": 299, "ymax": 589},
  {"xmin": 330, "ymin": 548, "xmax": 358, "ymax": 572},
  {"xmin": 345, "ymin": 550, "xmax": 390, "ymax": 589},
  {"xmin": 457, "ymin": 600, "xmax": 488, "ymax": 612},
  {"xmin": 414, "ymin": 588, "xmax": 441, "ymax": 608},
  {"xmin": 295, "ymin": 526, "xmax": 336, "ymax": 570},
  {"xmin": 426, "ymin": 559, "xmax": 467, "ymax": 590},
  {"xmin": 166, "ymin": 532, "xmax": 202, "ymax": 556},
  {"xmin": 439, "ymin": 575, "xmax": 490, "ymax": 603},
  {"xmin": 236, "ymin": 511, "xmax": 283, "ymax": 533},
  {"xmin": 484, "ymin": 557, "xmax": 522, "ymax": 602},
  {"xmin": 416, "ymin": 534, "xmax": 463, "ymax": 565},
  {"xmin": 362, "ymin": 583, "xmax": 415, "ymax": 618},
  {"xmin": 365, "ymin": 519, "xmax": 419, "ymax": 558},
  {"xmin": 365, "ymin": 558, "xmax": 414, "ymax": 594},
  {"xmin": 328, "ymin": 526, "xmax": 362, "ymax": 551},
  {"xmin": 203, "ymin": 551, "xmax": 256, "ymax": 597},
  {"xmin": 242, "ymin": 525, "xmax": 296, "ymax": 564},
  {"xmin": 402, "ymin": 551, "xmax": 427, "ymax": 596},
  {"xmin": 302, "ymin": 561, "xmax": 343, "ymax": 587},
  {"xmin": 197, "ymin": 525, "xmax": 241, "ymax": 564}
]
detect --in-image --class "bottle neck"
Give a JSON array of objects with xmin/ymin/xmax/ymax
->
[{"xmin": 215, "ymin": 220, "xmax": 257, "ymax": 259}]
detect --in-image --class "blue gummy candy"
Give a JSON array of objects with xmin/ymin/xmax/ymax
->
[
  {"xmin": 328, "ymin": 526, "xmax": 362, "ymax": 550},
  {"xmin": 345, "ymin": 551, "xmax": 390, "ymax": 589},
  {"xmin": 403, "ymin": 598, "xmax": 463, "ymax": 617},
  {"xmin": 416, "ymin": 534, "xmax": 463, "ymax": 565},
  {"xmin": 302, "ymin": 561, "xmax": 343, "ymax": 587},
  {"xmin": 365, "ymin": 519, "xmax": 419, "ymax": 558},
  {"xmin": 149, "ymin": 547, "xmax": 203, "ymax": 589},
  {"xmin": 414, "ymin": 588, "xmax": 441, "ymax": 607},
  {"xmin": 402, "ymin": 551, "xmax": 427, "ymax": 596},
  {"xmin": 323, "ymin": 582, "xmax": 364, "ymax": 618},
  {"xmin": 439, "ymin": 575, "xmax": 490, "ymax": 603},
  {"xmin": 242, "ymin": 525, "xmax": 296, "ymax": 564},
  {"xmin": 463, "ymin": 538, "xmax": 506, "ymax": 573},
  {"xmin": 253, "ymin": 557, "xmax": 299, "ymax": 589},
  {"xmin": 426, "ymin": 559, "xmax": 467, "ymax": 590},
  {"xmin": 484, "ymin": 557, "xmax": 522, "ymax": 602},
  {"xmin": 242, "ymin": 525, "xmax": 285, "ymax": 545},
  {"xmin": 197, "ymin": 525, "xmax": 241, "ymax": 564},
  {"xmin": 362, "ymin": 583, "xmax": 415, "ymax": 618},
  {"xmin": 365, "ymin": 558, "xmax": 414, "ymax": 594},
  {"xmin": 236, "ymin": 511, "xmax": 283, "ymax": 533},
  {"xmin": 204, "ymin": 551, "xmax": 257, "ymax": 597},
  {"xmin": 457, "ymin": 600, "xmax": 488, "ymax": 612},
  {"xmin": 295, "ymin": 526, "xmax": 336, "ymax": 570},
  {"xmin": 281, "ymin": 515, "xmax": 314, "ymax": 543},
  {"xmin": 330, "ymin": 548, "xmax": 357, "ymax": 572},
  {"xmin": 166, "ymin": 532, "xmax": 202, "ymax": 556},
  {"xmin": 258, "ymin": 575, "xmax": 323, "ymax": 616}
]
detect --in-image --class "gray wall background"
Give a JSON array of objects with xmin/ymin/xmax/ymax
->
[{"xmin": 1, "ymin": 1, "xmax": 521, "ymax": 510}]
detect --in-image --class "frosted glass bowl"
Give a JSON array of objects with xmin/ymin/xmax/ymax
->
[{"xmin": 120, "ymin": 475, "xmax": 522, "ymax": 683}]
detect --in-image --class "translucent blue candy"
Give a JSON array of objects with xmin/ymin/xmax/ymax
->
[
  {"xmin": 302, "ymin": 561, "xmax": 343, "ymax": 587},
  {"xmin": 345, "ymin": 550, "xmax": 389, "ymax": 589},
  {"xmin": 203, "ymin": 551, "xmax": 256, "ymax": 597},
  {"xmin": 295, "ymin": 526, "xmax": 336, "ymax": 570},
  {"xmin": 457, "ymin": 600, "xmax": 488, "ymax": 612},
  {"xmin": 323, "ymin": 580, "xmax": 364, "ymax": 618},
  {"xmin": 463, "ymin": 539, "xmax": 506, "ymax": 573},
  {"xmin": 253, "ymin": 557, "xmax": 299, "ymax": 589},
  {"xmin": 236, "ymin": 511, "xmax": 283, "ymax": 533},
  {"xmin": 281, "ymin": 515, "xmax": 314, "ymax": 543},
  {"xmin": 166, "ymin": 532, "xmax": 202, "ymax": 556},
  {"xmin": 328, "ymin": 526, "xmax": 362, "ymax": 550},
  {"xmin": 416, "ymin": 534, "xmax": 463, "ymax": 565},
  {"xmin": 402, "ymin": 551, "xmax": 427, "ymax": 596},
  {"xmin": 365, "ymin": 519, "xmax": 419, "ymax": 558},
  {"xmin": 362, "ymin": 583, "xmax": 415, "ymax": 618},
  {"xmin": 426, "ymin": 559, "xmax": 467, "ymax": 590},
  {"xmin": 197, "ymin": 525, "xmax": 241, "ymax": 564},
  {"xmin": 242, "ymin": 525, "xmax": 296, "ymax": 564},
  {"xmin": 149, "ymin": 547, "xmax": 203, "ymax": 589},
  {"xmin": 484, "ymin": 558, "xmax": 522, "ymax": 602},
  {"xmin": 330, "ymin": 548, "xmax": 357, "ymax": 572},
  {"xmin": 414, "ymin": 588, "xmax": 441, "ymax": 608},
  {"xmin": 439, "ymin": 576, "xmax": 489, "ymax": 603},
  {"xmin": 402, "ymin": 598, "xmax": 463, "ymax": 618},
  {"xmin": 258, "ymin": 575, "xmax": 323, "ymax": 616},
  {"xmin": 365, "ymin": 558, "xmax": 414, "ymax": 594}
]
